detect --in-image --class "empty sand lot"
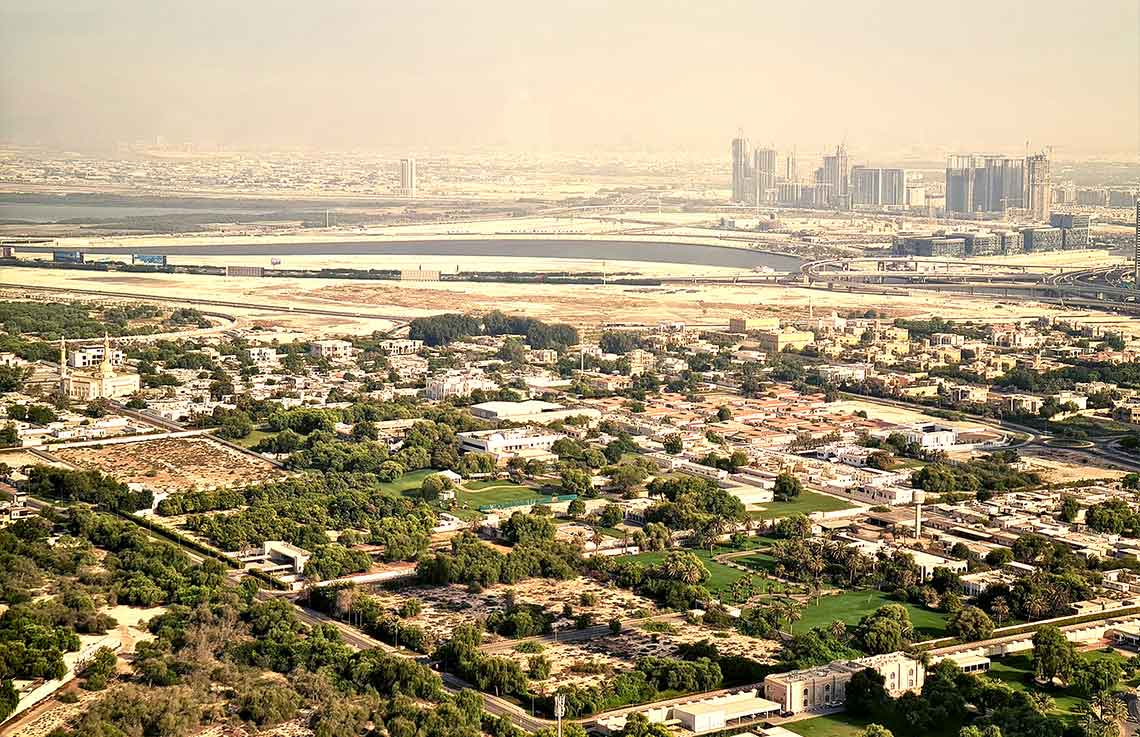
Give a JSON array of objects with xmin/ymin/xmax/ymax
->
[{"xmin": 53, "ymin": 437, "xmax": 284, "ymax": 494}]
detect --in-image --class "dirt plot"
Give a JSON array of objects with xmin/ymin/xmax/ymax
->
[
  {"xmin": 54, "ymin": 437, "xmax": 283, "ymax": 493},
  {"xmin": 368, "ymin": 577, "xmax": 659, "ymax": 644},
  {"xmin": 1016, "ymin": 447, "xmax": 1129, "ymax": 483},
  {"xmin": 499, "ymin": 622, "xmax": 782, "ymax": 695}
]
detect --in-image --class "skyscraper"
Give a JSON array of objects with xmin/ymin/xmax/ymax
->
[
  {"xmin": 821, "ymin": 145, "xmax": 849, "ymax": 209},
  {"xmin": 850, "ymin": 167, "xmax": 907, "ymax": 208},
  {"xmin": 784, "ymin": 150, "xmax": 798, "ymax": 183},
  {"xmin": 1134, "ymin": 198, "xmax": 1139, "ymax": 290},
  {"xmin": 753, "ymin": 148, "xmax": 777, "ymax": 204},
  {"xmin": 731, "ymin": 136, "xmax": 752, "ymax": 203},
  {"xmin": 945, "ymin": 155, "xmax": 977, "ymax": 214},
  {"xmin": 399, "ymin": 157, "xmax": 417, "ymax": 198},
  {"xmin": 1025, "ymin": 151, "xmax": 1052, "ymax": 221},
  {"xmin": 945, "ymin": 155, "xmax": 1024, "ymax": 215},
  {"xmin": 850, "ymin": 166, "xmax": 881, "ymax": 208}
]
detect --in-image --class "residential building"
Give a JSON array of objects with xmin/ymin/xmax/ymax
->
[
  {"xmin": 378, "ymin": 339, "xmax": 423, "ymax": 356},
  {"xmin": 68, "ymin": 345, "xmax": 124, "ymax": 368},
  {"xmin": 626, "ymin": 348, "xmax": 655, "ymax": 376},
  {"xmin": 246, "ymin": 346, "xmax": 278, "ymax": 364},
  {"xmin": 731, "ymin": 136, "xmax": 752, "ymax": 204},
  {"xmin": 309, "ymin": 340, "xmax": 354, "ymax": 361},
  {"xmin": 425, "ymin": 370, "xmax": 499, "ymax": 400}
]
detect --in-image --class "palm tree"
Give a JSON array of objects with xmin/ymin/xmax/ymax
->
[
  {"xmin": 1029, "ymin": 692, "xmax": 1055, "ymax": 714},
  {"xmin": 1095, "ymin": 692, "xmax": 1126, "ymax": 737}
]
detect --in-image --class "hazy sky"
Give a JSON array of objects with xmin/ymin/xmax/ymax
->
[{"xmin": 2, "ymin": 0, "xmax": 1137, "ymax": 158}]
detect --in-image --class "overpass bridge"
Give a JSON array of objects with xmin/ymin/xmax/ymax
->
[{"xmin": 799, "ymin": 257, "xmax": 1140, "ymax": 313}]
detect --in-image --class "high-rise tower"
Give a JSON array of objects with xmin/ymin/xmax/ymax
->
[
  {"xmin": 731, "ymin": 136, "xmax": 752, "ymax": 203},
  {"xmin": 753, "ymin": 148, "xmax": 777, "ymax": 205},
  {"xmin": 399, "ymin": 158, "xmax": 417, "ymax": 198},
  {"xmin": 1025, "ymin": 151, "xmax": 1052, "ymax": 221},
  {"xmin": 1134, "ymin": 198, "xmax": 1139, "ymax": 290}
]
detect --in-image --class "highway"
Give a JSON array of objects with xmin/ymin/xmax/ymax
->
[{"xmin": 845, "ymin": 393, "xmax": 1140, "ymax": 473}]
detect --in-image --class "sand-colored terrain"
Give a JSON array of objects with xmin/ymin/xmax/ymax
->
[
  {"xmin": 1, "ymin": 260, "xmax": 1096, "ymax": 335},
  {"xmin": 52, "ymin": 437, "xmax": 284, "ymax": 494}
]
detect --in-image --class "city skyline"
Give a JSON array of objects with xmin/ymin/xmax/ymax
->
[{"xmin": 1, "ymin": 0, "xmax": 1137, "ymax": 157}]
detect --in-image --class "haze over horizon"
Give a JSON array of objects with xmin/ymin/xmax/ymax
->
[{"xmin": 1, "ymin": 0, "xmax": 1137, "ymax": 159}]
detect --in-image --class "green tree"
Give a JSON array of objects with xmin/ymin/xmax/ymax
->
[
  {"xmin": 773, "ymin": 472, "xmax": 803, "ymax": 500},
  {"xmin": 1060, "ymin": 495, "xmax": 1080, "ymax": 523},
  {"xmin": 1032, "ymin": 625, "xmax": 1077, "ymax": 684},
  {"xmin": 663, "ymin": 433, "xmax": 683, "ymax": 455},
  {"xmin": 1073, "ymin": 657, "xmax": 1123, "ymax": 697},
  {"xmin": 947, "ymin": 605, "xmax": 994, "ymax": 641},
  {"xmin": 79, "ymin": 646, "xmax": 118, "ymax": 690}
]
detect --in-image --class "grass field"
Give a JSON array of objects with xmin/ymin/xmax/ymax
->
[
  {"xmin": 454, "ymin": 480, "xmax": 551, "ymax": 509},
  {"xmin": 793, "ymin": 589, "xmax": 949, "ymax": 639},
  {"xmin": 785, "ymin": 713, "xmax": 877, "ymax": 737},
  {"xmin": 232, "ymin": 428, "xmax": 278, "ymax": 449},
  {"xmin": 985, "ymin": 650, "xmax": 1139, "ymax": 724},
  {"xmin": 618, "ymin": 546, "xmax": 751, "ymax": 593},
  {"xmin": 376, "ymin": 470, "xmax": 548, "ymax": 509},
  {"xmin": 379, "ymin": 468, "xmax": 439, "ymax": 497},
  {"xmin": 750, "ymin": 490, "xmax": 858, "ymax": 520}
]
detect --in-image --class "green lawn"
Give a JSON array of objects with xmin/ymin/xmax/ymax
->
[
  {"xmin": 378, "ymin": 468, "xmax": 440, "ymax": 497},
  {"xmin": 232, "ymin": 428, "xmax": 278, "ymax": 449},
  {"xmin": 454, "ymin": 480, "xmax": 552, "ymax": 509},
  {"xmin": 793, "ymin": 590, "xmax": 949, "ymax": 639},
  {"xmin": 785, "ymin": 713, "xmax": 877, "ymax": 737},
  {"xmin": 617, "ymin": 542, "xmax": 769, "ymax": 594},
  {"xmin": 985, "ymin": 650, "xmax": 1138, "ymax": 724},
  {"xmin": 750, "ymin": 491, "xmax": 857, "ymax": 520}
]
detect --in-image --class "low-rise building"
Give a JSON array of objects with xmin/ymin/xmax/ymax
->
[
  {"xmin": 729, "ymin": 317, "xmax": 780, "ymax": 333},
  {"xmin": 310, "ymin": 340, "xmax": 354, "ymax": 361},
  {"xmin": 756, "ymin": 328, "xmax": 815, "ymax": 354},
  {"xmin": 763, "ymin": 652, "xmax": 925, "ymax": 715},
  {"xmin": 246, "ymin": 346, "xmax": 278, "ymax": 364},
  {"xmin": 469, "ymin": 400, "xmax": 600, "ymax": 425},
  {"xmin": 627, "ymin": 349, "xmax": 655, "ymax": 376},
  {"xmin": 457, "ymin": 427, "xmax": 565, "ymax": 463},
  {"xmin": 426, "ymin": 371, "xmax": 499, "ymax": 400},
  {"xmin": 378, "ymin": 339, "xmax": 423, "ymax": 356}
]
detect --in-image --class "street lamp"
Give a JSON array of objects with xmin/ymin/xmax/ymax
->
[{"xmin": 554, "ymin": 693, "xmax": 566, "ymax": 737}]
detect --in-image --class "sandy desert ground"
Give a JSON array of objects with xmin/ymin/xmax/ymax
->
[{"xmin": 0, "ymin": 258, "xmax": 1107, "ymax": 336}]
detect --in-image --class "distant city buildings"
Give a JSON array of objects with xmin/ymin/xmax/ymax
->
[
  {"xmin": 1025, "ymin": 151, "xmax": 1052, "ymax": 221},
  {"xmin": 944, "ymin": 149, "xmax": 1051, "ymax": 220},
  {"xmin": 818, "ymin": 145, "xmax": 849, "ymax": 209},
  {"xmin": 730, "ymin": 136, "xmax": 752, "ymax": 204},
  {"xmin": 945, "ymin": 155, "xmax": 1025, "ymax": 215},
  {"xmin": 399, "ymin": 157, "xmax": 417, "ymax": 198},
  {"xmin": 850, "ymin": 166, "xmax": 906, "ymax": 208}
]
